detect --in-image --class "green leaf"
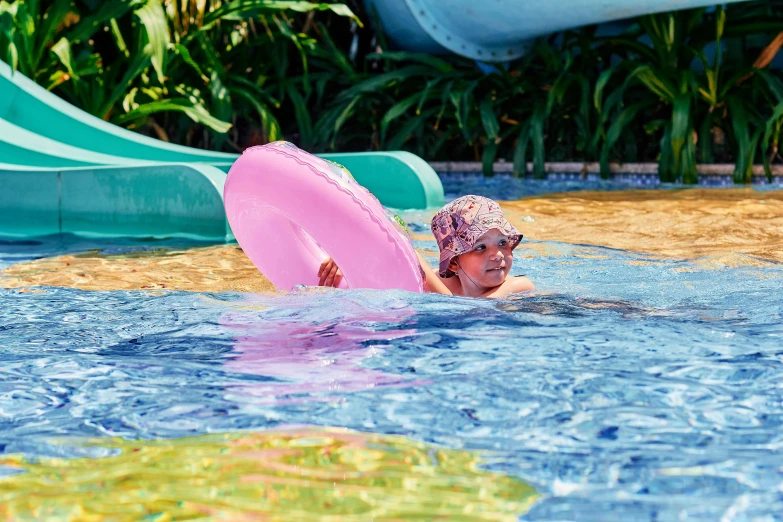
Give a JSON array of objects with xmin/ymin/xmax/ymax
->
[
  {"xmin": 670, "ymin": 93, "xmax": 692, "ymax": 178},
  {"xmin": 681, "ymin": 125, "xmax": 698, "ymax": 184},
  {"xmin": 367, "ymin": 51, "xmax": 454, "ymax": 73},
  {"xmin": 334, "ymin": 96, "xmax": 360, "ymax": 136},
  {"xmin": 135, "ymin": 0, "xmax": 170, "ymax": 84},
  {"xmin": 416, "ymin": 79, "xmax": 438, "ymax": 115},
  {"xmin": 195, "ymin": 31, "xmax": 225, "ymax": 75},
  {"xmin": 456, "ymin": 81, "xmax": 479, "ymax": 144},
  {"xmin": 381, "ymin": 94, "xmax": 419, "ymax": 144},
  {"xmin": 698, "ymin": 114, "xmax": 713, "ymax": 164},
  {"xmin": 172, "ymin": 43, "xmax": 208, "ymax": 82},
  {"xmin": 209, "ymin": 71, "xmax": 233, "ymax": 148},
  {"xmin": 386, "ymin": 108, "xmax": 438, "ymax": 150},
  {"xmin": 756, "ymin": 69, "xmax": 783, "ymax": 102},
  {"xmin": 50, "ymin": 37, "xmax": 77, "ymax": 79},
  {"xmin": 630, "ymin": 65, "xmax": 678, "ymax": 101},
  {"xmin": 513, "ymin": 122, "xmax": 531, "ymax": 178},
  {"xmin": 600, "ymin": 100, "xmax": 651, "ymax": 176},
  {"xmin": 696, "ymin": 69, "xmax": 718, "ymax": 106},
  {"xmin": 594, "ymin": 67, "xmax": 614, "ymax": 112},
  {"xmin": 449, "ymin": 90, "xmax": 464, "ymax": 128},
  {"xmin": 310, "ymin": 21, "xmax": 356, "ymax": 79},
  {"xmin": 482, "ymin": 141, "xmax": 498, "ymax": 177},
  {"xmin": 480, "ymin": 98, "xmax": 500, "ymax": 141},
  {"xmin": 210, "ymin": 71, "xmax": 232, "ymax": 120},
  {"xmin": 113, "ymin": 98, "xmax": 232, "ymax": 133},
  {"xmin": 66, "ymin": 0, "xmax": 137, "ymax": 44},
  {"xmin": 32, "ymin": 0, "xmax": 71, "ymax": 70},
  {"xmin": 72, "ymin": 53, "xmax": 102, "ymax": 78},
  {"xmin": 109, "ymin": 18, "xmax": 130, "ymax": 58},
  {"xmin": 200, "ymin": 1, "xmax": 360, "ymax": 32},
  {"xmin": 715, "ymin": 5, "xmax": 726, "ymax": 42},
  {"xmin": 658, "ymin": 123, "xmax": 674, "ymax": 182},
  {"xmin": 762, "ymin": 104, "xmax": 783, "ymax": 180},
  {"xmin": 271, "ymin": 14, "xmax": 310, "ymax": 81},
  {"xmin": 727, "ymin": 96, "xmax": 752, "ymax": 183},
  {"xmin": 287, "ymin": 86, "xmax": 313, "ymax": 148},
  {"xmin": 0, "ymin": 6, "xmax": 18, "ymax": 71},
  {"xmin": 228, "ymin": 73, "xmax": 281, "ymax": 108},
  {"xmin": 762, "ymin": 100, "xmax": 783, "ymax": 151},
  {"xmin": 606, "ymin": 36, "xmax": 657, "ymax": 62},
  {"xmin": 98, "ymin": 52, "xmax": 150, "ymax": 118},
  {"xmin": 46, "ymin": 70, "xmax": 69, "ymax": 90},
  {"xmin": 232, "ymin": 85, "xmax": 282, "ymax": 143},
  {"xmin": 530, "ymin": 104, "xmax": 546, "ymax": 179},
  {"xmin": 335, "ymin": 65, "xmax": 433, "ymax": 102},
  {"xmin": 747, "ymin": 127, "xmax": 763, "ymax": 183}
]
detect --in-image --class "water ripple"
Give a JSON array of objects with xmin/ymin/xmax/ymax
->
[{"xmin": 1, "ymin": 237, "xmax": 783, "ymax": 520}]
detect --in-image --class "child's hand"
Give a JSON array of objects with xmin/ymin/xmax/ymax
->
[{"xmin": 318, "ymin": 257, "xmax": 343, "ymax": 287}]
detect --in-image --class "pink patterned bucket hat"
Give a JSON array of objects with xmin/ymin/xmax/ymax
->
[{"xmin": 431, "ymin": 195, "xmax": 523, "ymax": 278}]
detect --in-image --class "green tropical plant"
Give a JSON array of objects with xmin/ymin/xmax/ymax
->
[
  {"xmin": 313, "ymin": 1, "xmax": 783, "ymax": 182},
  {"xmin": 0, "ymin": 0, "xmax": 359, "ymax": 150},
  {"xmin": 3, "ymin": 0, "xmax": 783, "ymax": 182},
  {"xmin": 597, "ymin": 3, "xmax": 783, "ymax": 182}
]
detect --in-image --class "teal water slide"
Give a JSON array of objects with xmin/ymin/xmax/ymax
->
[
  {"xmin": 0, "ymin": 60, "xmax": 444, "ymax": 239},
  {"xmin": 365, "ymin": 0, "xmax": 746, "ymax": 61}
]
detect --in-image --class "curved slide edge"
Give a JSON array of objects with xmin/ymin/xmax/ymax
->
[
  {"xmin": 366, "ymin": 0, "xmax": 748, "ymax": 61},
  {"xmin": 0, "ymin": 60, "xmax": 237, "ymax": 164},
  {"xmin": 0, "ymin": 119, "xmax": 153, "ymax": 168},
  {"xmin": 0, "ymin": 121, "xmax": 442, "ymax": 209},
  {"xmin": 0, "ymin": 163, "xmax": 230, "ymax": 241},
  {"xmin": 322, "ymin": 150, "xmax": 444, "ymax": 209}
]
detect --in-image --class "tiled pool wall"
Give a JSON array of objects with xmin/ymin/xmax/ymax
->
[{"xmin": 432, "ymin": 163, "xmax": 783, "ymax": 187}]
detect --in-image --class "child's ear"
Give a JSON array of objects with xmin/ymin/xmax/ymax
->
[{"xmin": 448, "ymin": 256, "xmax": 460, "ymax": 273}]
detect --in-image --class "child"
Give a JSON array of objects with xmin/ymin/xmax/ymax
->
[{"xmin": 318, "ymin": 195, "xmax": 534, "ymax": 298}]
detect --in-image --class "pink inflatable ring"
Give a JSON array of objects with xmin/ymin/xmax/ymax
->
[{"xmin": 224, "ymin": 142, "xmax": 424, "ymax": 292}]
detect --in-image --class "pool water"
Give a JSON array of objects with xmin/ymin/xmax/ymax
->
[{"xmin": 1, "ymin": 181, "xmax": 782, "ymax": 520}]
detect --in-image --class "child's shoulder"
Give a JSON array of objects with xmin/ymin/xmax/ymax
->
[
  {"xmin": 487, "ymin": 276, "xmax": 535, "ymax": 298},
  {"xmin": 507, "ymin": 276, "xmax": 535, "ymax": 293},
  {"xmin": 434, "ymin": 274, "xmax": 534, "ymax": 298}
]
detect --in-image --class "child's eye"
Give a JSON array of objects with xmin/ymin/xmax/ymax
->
[
  {"xmin": 499, "ymin": 240, "xmax": 508, "ymax": 247},
  {"xmin": 474, "ymin": 245, "xmax": 485, "ymax": 251}
]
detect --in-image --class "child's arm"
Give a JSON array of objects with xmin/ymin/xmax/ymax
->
[
  {"xmin": 415, "ymin": 251, "xmax": 452, "ymax": 295},
  {"xmin": 317, "ymin": 253, "xmax": 452, "ymax": 294}
]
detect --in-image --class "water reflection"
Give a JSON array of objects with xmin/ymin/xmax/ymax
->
[
  {"xmin": 220, "ymin": 294, "xmax": 427, "ymax": 404},
  {"xmin": 0, "ymin": 427, "xmax": 538, "ymax": 521}
]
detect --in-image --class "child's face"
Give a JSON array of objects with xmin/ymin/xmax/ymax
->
[{"xmin": 450, "ymin": 229, "xmax": 515, "ymax": 288}]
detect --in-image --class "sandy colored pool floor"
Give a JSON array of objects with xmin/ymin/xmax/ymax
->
[
  {"xmin": 2, "ymin": 188, "xmax": 782, "ymax": 292},
  {"xmin": 502, "ymin": 189, "xmax": 783, "ymax": 263},
  {"xmin": 1, "ymin": 246, "xmax": 275, "ymax": 293}
]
